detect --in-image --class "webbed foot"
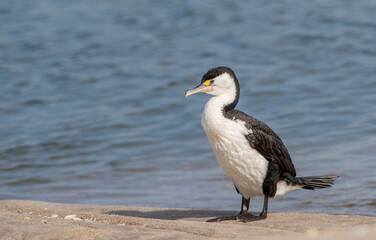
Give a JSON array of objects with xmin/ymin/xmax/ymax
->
[{"xmin": 206, "ymin": 211, "xmax": 255, "ymax": 222}]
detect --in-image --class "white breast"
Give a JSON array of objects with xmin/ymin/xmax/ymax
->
[{"xmin": 201, "ymin": 97, "xmax": 269, "ymax": 199}]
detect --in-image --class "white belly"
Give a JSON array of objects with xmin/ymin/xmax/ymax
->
[{"xmin": 201, "ymin": 106, "xmax": 268, "ymax": 199}]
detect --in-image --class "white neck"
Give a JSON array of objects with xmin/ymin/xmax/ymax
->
[{"xmin": 201, "ymin": 94, "xmax": 234, "ymax": 129}]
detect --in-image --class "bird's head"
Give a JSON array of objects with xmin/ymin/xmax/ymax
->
[{"xmin": 185, "ymin": 66, "xmax": 240, "ymax": 110}]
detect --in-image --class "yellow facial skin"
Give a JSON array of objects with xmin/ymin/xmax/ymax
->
[{"xmin": 203, "ymin": 79, "xmax": 214, "ymax": 86}]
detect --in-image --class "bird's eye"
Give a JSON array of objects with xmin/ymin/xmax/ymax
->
[{"xmin": 203, "ymin": 79, "xmax": 214, "ymax": 86}]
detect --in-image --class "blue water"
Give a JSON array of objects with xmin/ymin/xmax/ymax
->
[{"xmin": 1, "ymin": 0, "xmax": 376, "ymax": 216}]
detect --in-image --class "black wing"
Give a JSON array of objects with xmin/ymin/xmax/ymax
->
[{"xmin": 225, "ymin": 110, "xmax": 296, "ymax": 177}]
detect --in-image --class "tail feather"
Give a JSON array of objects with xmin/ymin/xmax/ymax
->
[{"xmin": 295, "ymin": 175, "xmax": 339, "ymax": 190}]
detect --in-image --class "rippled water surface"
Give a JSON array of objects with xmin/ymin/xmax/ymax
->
[{"xmin": 1, "ymin": 0, "xmax": 376, "ymax": 216}]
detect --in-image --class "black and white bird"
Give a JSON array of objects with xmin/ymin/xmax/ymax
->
[{"xmin": 185, "ymin": 66, "xmax": 338, "ymax": 222}]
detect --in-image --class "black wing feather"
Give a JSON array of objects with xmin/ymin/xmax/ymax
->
[{"xmin": 225, "ymin": 109, "xmax": 296, "ymax": 177}]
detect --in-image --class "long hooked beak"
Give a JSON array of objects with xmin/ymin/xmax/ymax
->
[{"xmin": 185, "ymin": 84, "xmax": 214, "ymax": 98}]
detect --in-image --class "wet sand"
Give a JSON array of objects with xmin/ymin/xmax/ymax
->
[{"xmin": 0, "ymin": 200, "xmax": 375, "ymax": 240}]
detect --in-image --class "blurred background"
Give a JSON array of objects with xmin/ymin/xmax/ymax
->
[{"xmin": 0, "ymin": 0, "xmax": 375, "ymax": 216}]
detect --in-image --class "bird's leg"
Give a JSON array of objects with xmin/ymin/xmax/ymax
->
[
  {"xmin": 236, "ymin": 197, "xmax": 254, "ymax": 220},
  {"xmin": 207, "ymin": 196, "xmax": 254, "ymax": 222},
  {"xmin": 240, "ymin": 196, "xmax": 268, "ymax": 222},
  {"xmin": 240, "ymin": 196, "xmax": 250, "ymax": 214}
]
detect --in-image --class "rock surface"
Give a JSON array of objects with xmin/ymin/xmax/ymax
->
[{"xmin": 0, "ymin": 200, "xmax": 375, "ymax": 240}]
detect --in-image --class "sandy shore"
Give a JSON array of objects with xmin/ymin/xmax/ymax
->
[{"xmin": 0, "ymin": 200, "xmax": 375, "ymax": 240}]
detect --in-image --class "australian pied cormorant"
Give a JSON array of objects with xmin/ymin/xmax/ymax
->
[{"xmin": 185, "ymin": 66, "xmax": 338, "ymax": 222}]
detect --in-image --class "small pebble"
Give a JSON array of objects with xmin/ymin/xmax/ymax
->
[
  {"xmin": 64, "ymin": 214, "xmax": 77, "ymax": 220},
  {"xmin": 73, "ymin": 217, "xmax": 82, "ymax": 221},
  {"xmin": 24, "ymin": 217, "xmax": 30, "ymax": 220},
  {"xmin": 50, "ymin": 214, "xmax": 58, "ymax": 218}
]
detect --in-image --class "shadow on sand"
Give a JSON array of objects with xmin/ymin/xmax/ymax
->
[{"xmin": 105, "ymin": 209, "xmax": 238, "ymax": 221}]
